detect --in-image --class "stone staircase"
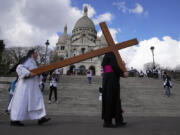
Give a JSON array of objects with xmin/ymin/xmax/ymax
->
[
  {"xmin": 43, "ymin": 75, "xmax": 180, "ymax": 117},
  {"xmin": 1, "ymin": 75, "xmax": 180, "ymax": 117},
  {"xmin": 43, "ymin": 75, "xmax": 102, "ymax": 116}
]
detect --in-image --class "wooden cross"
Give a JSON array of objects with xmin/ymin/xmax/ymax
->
[{"xmin": 31, "ymin": 22, "xmax": 138, "ymax": 75}]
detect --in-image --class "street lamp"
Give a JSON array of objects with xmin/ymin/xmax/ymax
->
[
  {"xmin": 45, "ymin": 40, "xmax": 49, "ymax": 64},
  {"xmin": 0, "ymin": 40, "xmax": 5, "ymax": 64},
  {"xmin": 150, "ymin": 46, "xmax": 155, "ymax": 69}
]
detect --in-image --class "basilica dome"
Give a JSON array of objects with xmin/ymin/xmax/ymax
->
[
  {"xmin": 74, "ymin": 16, "xmax": 95, "ymax": 30},
  {"xmin": 72, "ymin": 6, "xmax": 97, "ymax": 43}
]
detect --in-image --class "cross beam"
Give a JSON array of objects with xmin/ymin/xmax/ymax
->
[
  {"xmin": 100, "ymin": 22, "xmax": 130, "ymax": 72},
  {"xmin": 31, "ymin": 22, "xmax": 138, "ymax": 75}
]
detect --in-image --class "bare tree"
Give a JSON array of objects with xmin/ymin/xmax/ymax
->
[
  {"xmin": 175, "ymin": 65, "xmax": 180, "ymax": 72},
  {"xmin": 34, "ymin": 45, "xmax": 46, "ymax": 65},
  {"xmin": 2, "ymin": 45, "xmax": 52, "ymax": 68},
  {"xmin": 2, "ymin": 47, "xmax": 28, "ymax": 66},
  {"xmin": 50, "ymin": 51, "xmax": 64, "ymax": 63},
  {"xmin": 143, "ymin": 62, "xmax": 160, "ymax": 71},
  {"xmin": 34, "ymin": 45, "xmax": 53, "ymax": 65}
]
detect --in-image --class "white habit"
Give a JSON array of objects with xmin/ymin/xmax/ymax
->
[{"xmin": 8, "ymin": 57, "xmax": 46, "ymax": 121}]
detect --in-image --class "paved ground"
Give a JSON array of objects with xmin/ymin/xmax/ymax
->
[
  {"xmin": 0, "ymin": 115, "xmax": 180, "ymax": 135},
  {"xmin": 1, "ymin": 76, "xmax": 180, "ymax": 134}
]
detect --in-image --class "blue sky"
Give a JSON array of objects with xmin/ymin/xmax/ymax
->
[
  {"xmin": 71, "ymin": 0, "xmax": 180, "ymax": 42},
  {"xmin": 0, "ymin": 0, "xmax": 180, "ymax": 70}
]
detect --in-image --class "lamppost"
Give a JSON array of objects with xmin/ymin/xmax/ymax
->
[
  {"xmin": 150, "ymin": 46, "xmax": 155, "ymax": 69},
  {"xmin": 45, "ymin": 40, "xmax": 49, "ymax": 64},
  {"xmin": 0, "ymin": 40, "xmax": 5, "ymax": 64}
]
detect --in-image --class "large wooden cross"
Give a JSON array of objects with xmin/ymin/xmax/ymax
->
[{"xmin": 31, "ymin": 22, "xmax": 138, "ymax": 75}]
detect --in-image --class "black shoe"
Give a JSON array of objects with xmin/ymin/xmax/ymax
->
[
  {"xmin": 116, "ymin": 122, "xmax": 127, "ymax": 127},
  {"xmin": 38, "ymin": 117, "xmax": 51, "ymax": 125},
  {"xmin": 5, "ymin": 110, "xmax": 9, "ymax": 115},
  {"xmin": 103, "ymin": 123, "xmax": 116, "ymax": 128},
  {"xmin": 10, "ymin": 121, "xmax": 24, "ymax": 126}
]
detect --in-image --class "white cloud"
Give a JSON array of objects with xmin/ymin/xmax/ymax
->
[
  {"xmin": 109, "ymin": 28, "xmax": 118, "ymax": 43},
  {"xmin": 113, "ymin": 1, "xmax": 146, "ymax": 15},
  {"xmin": 0, "ymin": 0, "xmax": 79, "ymax": 47},
  {"xmin": 117, "ymin": 28, "xmax": 122, "ymax": 33},
  {"xmin": 97, "ymin": 28, "xmax": 118, "ymax": 43},
  {"xmin": 0, "ymin": 0, "xmax": 113, "ymax": 48},
  {"xmin": 93, "ymin": 13, "xmax": 113, "ymax": 25},
  {"xmin": 21, "ymin": 0, "xmax": 82, "ymax": 33},
  {"xmin": 83, "ymin": 4, "xmax": 96, "ymax": 17},
  {"xmin": 120, "ymin": 36, "xmax": 180, "ymax": 71},
  {"xmin": 113, "ymin": 1, "xmax": 127, "ymax": 13},
  {"xmin": 48, "ymin": 34, "xmax": 59, "ymax": 49},
  {"xmin": 129, "ymin": 3, "xmax": 143, "ymax": 14}
]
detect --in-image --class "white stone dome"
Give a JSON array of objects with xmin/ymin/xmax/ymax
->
[
  {"xmin": 74, "ymin": 16, "xmax": 96, "ymax": 30},
  {"xmin": 74, "ymin": 6, "xmax": 96, "ymax": 30},
  {"xmin": 72, "ymin": 6, "xmax": 97, "ymax": 43}
]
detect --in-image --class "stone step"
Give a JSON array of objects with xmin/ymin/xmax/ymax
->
[
  {"xmin": 1, "ymin": 76, "xmax": 180, "ymax": 117},
  {"xmin": 52, "ymin": 75, "xmax": 102, "ymax": 84}
]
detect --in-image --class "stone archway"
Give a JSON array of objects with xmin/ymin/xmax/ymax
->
[
  {"xmin": 89, "ymin": 65, "xmax": 95, "ymax": 75},
  {"xmin": 78, "ymin": 65, "xmax": 86, "ymax": 75},
  {"xmin": 69, "ymin": 65, "xmax": 76, "ymax": 75}
]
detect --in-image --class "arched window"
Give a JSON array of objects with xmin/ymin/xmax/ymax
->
[
  {"xmin": 61, "ymin": 46, "xmax": 65, "ymax": 50},
  {"xmin": 81, "ymin": 48, "xmax": 85, "ymax": 54}
]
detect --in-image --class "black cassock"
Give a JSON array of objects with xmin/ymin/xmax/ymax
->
[{"xmin": 101, "ymin": 52, "xmax": 124, "ymax": 121}]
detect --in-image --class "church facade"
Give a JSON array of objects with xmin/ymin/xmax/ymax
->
[{"xmin": 55, "ymin": 6, "xmax": 107, "ymax": 75}]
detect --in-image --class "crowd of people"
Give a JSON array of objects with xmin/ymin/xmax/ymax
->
[{"xmin": 129, "ymin": 68, "xmax": 162, "ymax": 79}]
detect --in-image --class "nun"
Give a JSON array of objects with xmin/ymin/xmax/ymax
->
[{"xmin": 8, "ymin": 49, "xmax": 50, "ymax": 126}]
